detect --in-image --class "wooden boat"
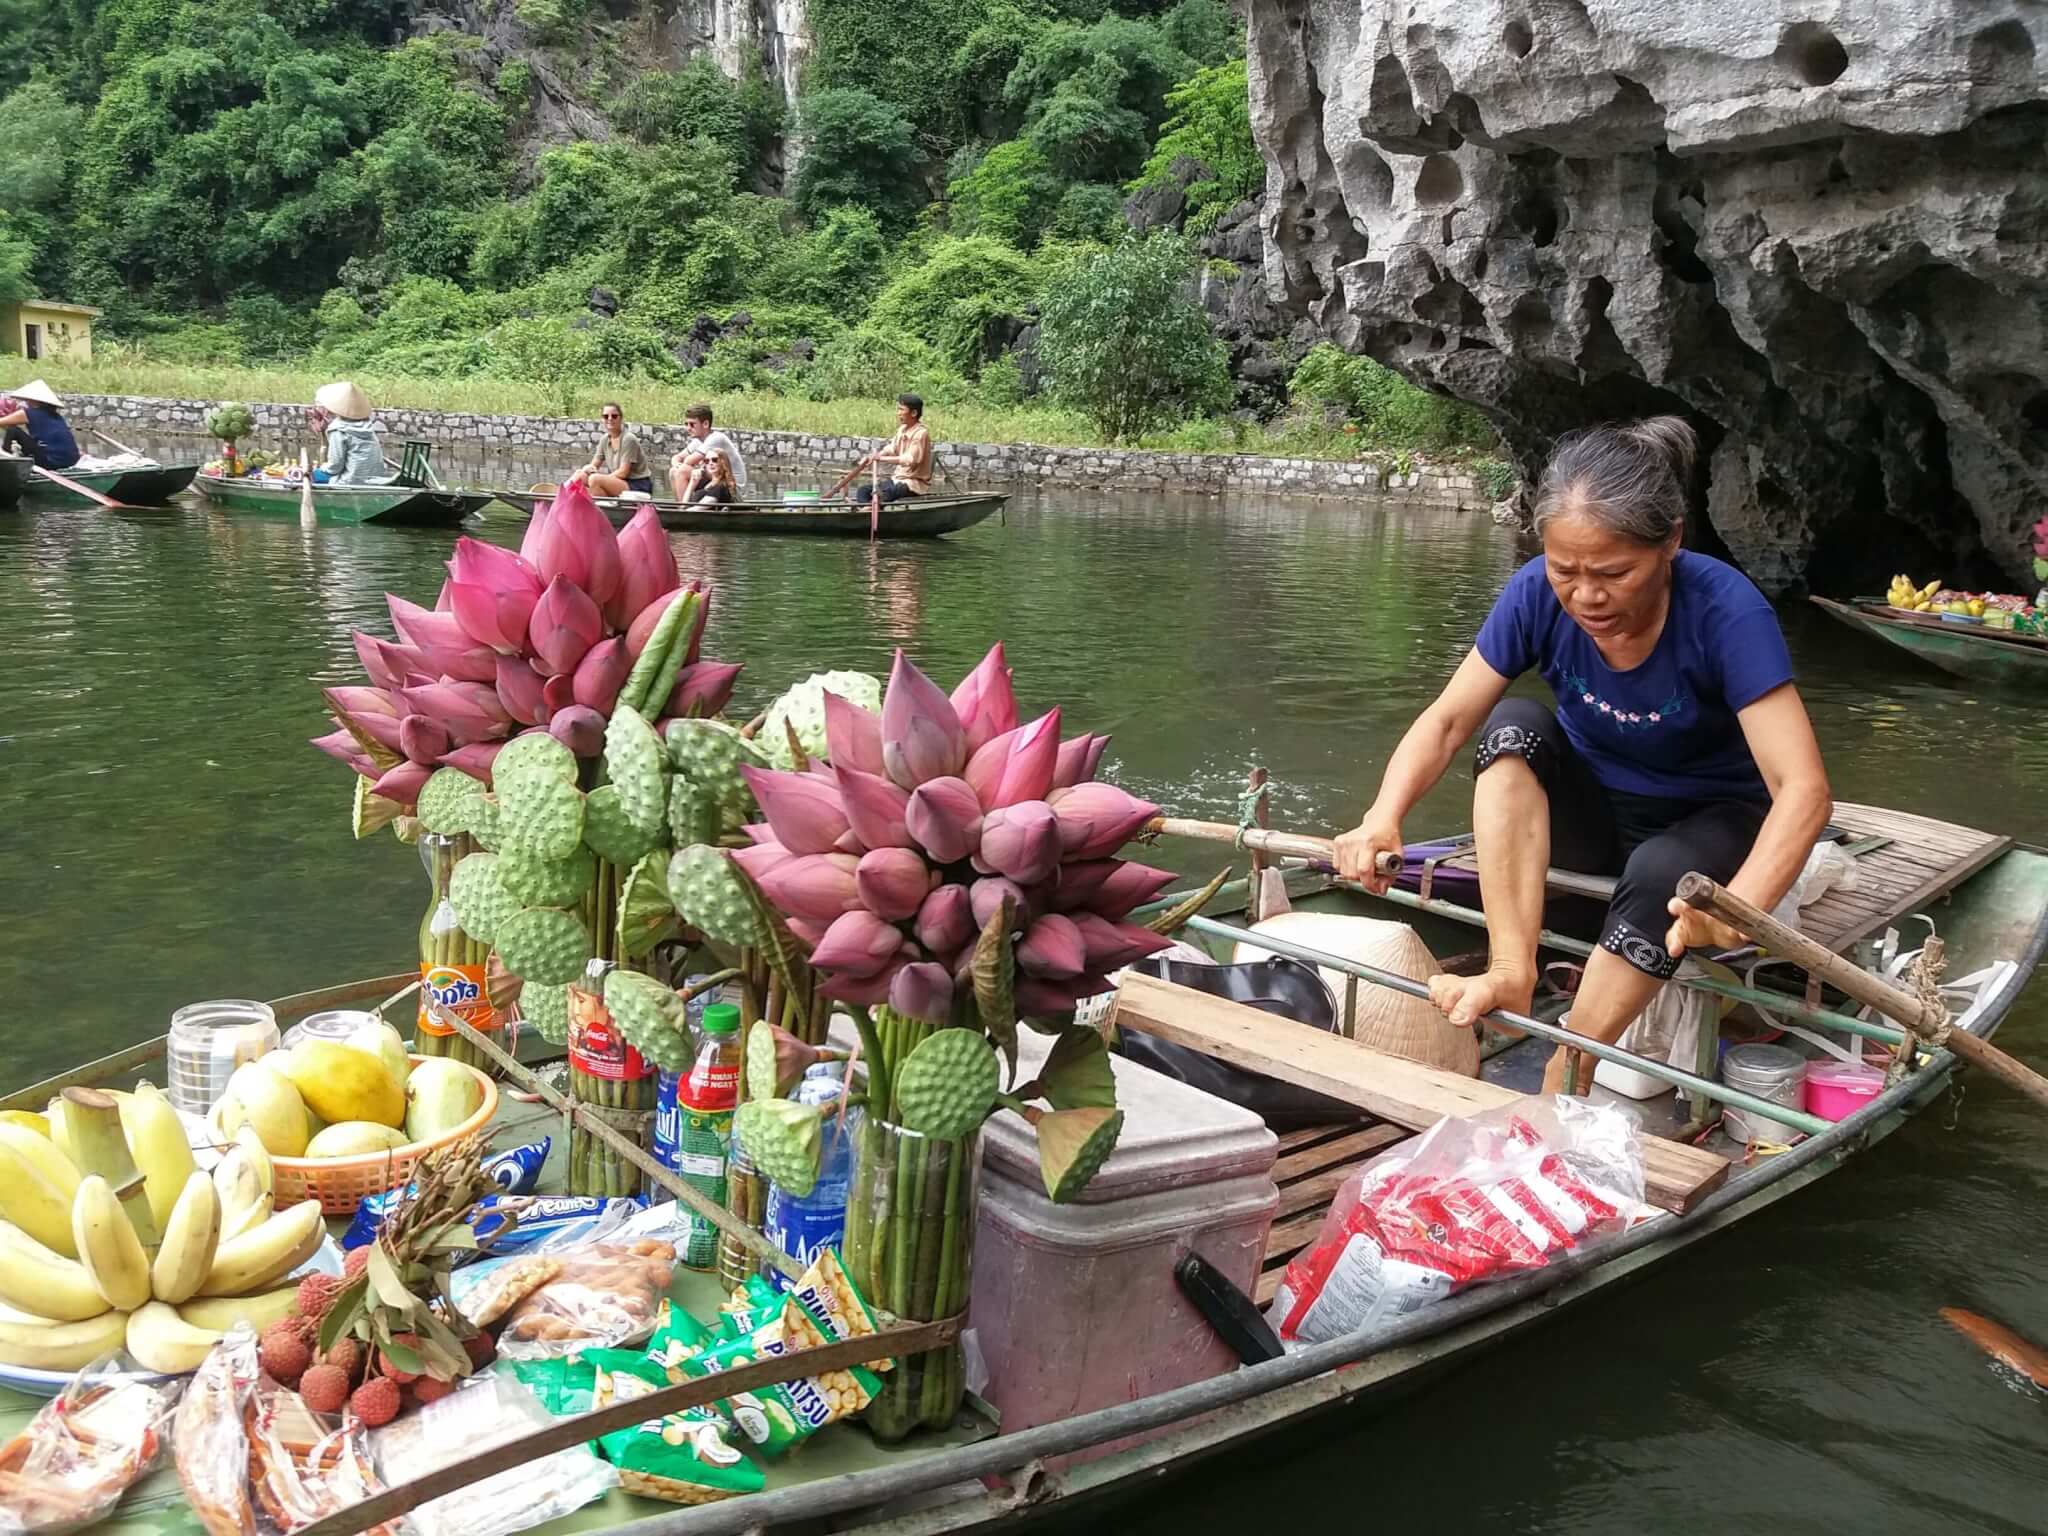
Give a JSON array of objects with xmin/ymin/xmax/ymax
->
[
  {"xmin": 2, "ymin": 799, "xmax": 2040, "ymax": 1535},
  {"xmin": 24, "ymin": 461, "xmax": 201, "ymax": 507},
  {"xmin": 192, "ymin": 473, "xmax": 503, "ymax": 527},
  {"xmin": 0, "ymin": 455, "xmax": 30, "ymax": 508},
  {"xmin": 579, "ymin": 491, "xmax": 1006, "ymax": 538},
  {"xmin": 1812, "ymin": 595, "xmax": 2048, "ymax": 684}
]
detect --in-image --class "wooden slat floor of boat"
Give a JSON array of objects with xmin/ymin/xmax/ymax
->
[
  {"xmin": 1257, "ymin": 1123, "xmax": 1412, "ymax": 1306},
  {"xmin": 1423, "ymin": 800, "xmax": 2008, "ymax": 954}
]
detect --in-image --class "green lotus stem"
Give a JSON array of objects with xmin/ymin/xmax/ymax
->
[
  {"xmin": 909, "ymin": 1134, "xmax": 949, "ymax": 1319},
  {"xmin": 889, "ymin": 1132, "xmax": 922, "ymax": 1314},
  {"xmin": 851, "ymin": 1006, "xmax": 891, "ymax": 1122}
]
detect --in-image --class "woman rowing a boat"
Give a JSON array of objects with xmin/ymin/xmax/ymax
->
[
  {"xmin": 1334, "ymin": 417, "xmax": 1833, "ymax": 1094},
  {"xmin": 0, "ymin": 379, "xmax": 79, "ymax": 470},
  {"xmin": 308, "ymin": 381, "xmax": 385, "ymax": 486}
]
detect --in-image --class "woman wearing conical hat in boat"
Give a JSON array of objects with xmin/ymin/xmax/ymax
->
[
  {"xmin": 308, "ymin": 381, "xmax": 386, "ymax": 486},
  {"xmin": 0, "ymin": 378, "xmax": 80, "ymax": 470},
  {"xmin": 1333, "ymin": 417, "xmax": 1833, "ymax": 1094}
]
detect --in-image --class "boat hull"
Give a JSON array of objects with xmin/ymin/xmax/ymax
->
[
  {"xmin": 582, "ymin": 492, "xmax": 1006, "ymax": 537},
  {"xmin": 1813, "ymin": 595, "xmax": 2048, "ymax": 684},
  {"xmin": 193, "ymin": 475, "xmax": 500, "ymax": 526},
  {"xmin": 0, "ymin": 456, "xmax": 29, "ymax": 508},
  {"xmin": 24, "ymin": 462, "xmax": 201, "ymax": 507}
]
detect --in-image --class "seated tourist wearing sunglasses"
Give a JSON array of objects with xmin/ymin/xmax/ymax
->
[{"xmin": 568, "ymin": 403, "xmax": 653, "ymax": 497}]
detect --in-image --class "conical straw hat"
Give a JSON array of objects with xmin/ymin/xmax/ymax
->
[
  {"xmin": 1232, "ymin": 912, "xmax": 1479, "ymax": 1077},
  {"xmin": 12, "ymin": 379, "xmax": 60, "ymax": 407},
  {"xmin": 314, "ymin": 380, "xmax": 371, "ymax": 420}
]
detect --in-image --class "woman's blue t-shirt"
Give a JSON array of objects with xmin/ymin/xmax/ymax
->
[{"xmin": 1474, "ymin": 551, "xmax": 1793, "ymax": 801}]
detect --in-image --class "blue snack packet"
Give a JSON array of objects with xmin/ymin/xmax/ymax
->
[{"xmin": 342, "ymin": 1139, "xmax": 552, "ymax": 1249}]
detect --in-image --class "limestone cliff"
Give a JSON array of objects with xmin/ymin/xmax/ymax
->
[{"xmin": 1246, "ymin": 0, "xmax": 2048, "ymax": 593}]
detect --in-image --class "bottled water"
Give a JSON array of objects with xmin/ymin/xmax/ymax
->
[{"xmin": 764, "ymin": 1062, "xmax": 860, "ymax": 1288}]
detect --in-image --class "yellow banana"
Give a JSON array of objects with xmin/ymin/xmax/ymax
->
[
  {"xmin": 211, "ymin": 1146, "xmax": 271, "ymax": 1243},
  {"xmin": 150, "ymin": 1170, "xmax": 221, "ymax": 1305},
  {"xmin": 71, "ymin": 1175, "xmax": 152, "ymax": 1311},
  {"xmin": 119, "ymin": 1082, "xmax": 198, "ymax": 1238},
  {"xmin": 198, "ymin": 1199, "xmax": 322, "ymax": 1297},
  {"xmin": 0, "ymin": 1220, "xmax": 112, "ymax": 1321},
  {"xmin": 176, "ymin": 1284, "xmax": 300, "ymax": 1335},
  {"xmin": 0, "ymin": 1122, "xmax": 83, "ymax": 1257},
  {"xmin": 233, "ymin": 1126, "xmax": 273, "ymax": 1200},
  {"xmin": 126, "ymin": 1300, "xmax": 223, "ymax": 1375},
  {"xmin": 0, "ymin": 1306, "xmax": 127, "ymax": 1372},
  {"xmin": 54, "ymin": 1090, "xmax": 159, "ymax": 1248}
]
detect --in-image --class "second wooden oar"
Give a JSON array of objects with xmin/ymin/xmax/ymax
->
[{"xmin": 37, "ymin": 463, "xmax": 132, "ymax": 510}]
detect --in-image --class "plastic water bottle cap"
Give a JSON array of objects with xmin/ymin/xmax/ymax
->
[{"xmin": 700, "ymin": 1002, "xmax": 741, "ymax": 1035}]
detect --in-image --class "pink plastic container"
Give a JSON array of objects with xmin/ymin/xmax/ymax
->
[
  {"xmin": 1804, "ymin": 1059, "xmax": 1885, "ymax": 1120},
  {"xmin": 969, "ymin": 1036, "xmax": 1278, "ymax": 1453}
]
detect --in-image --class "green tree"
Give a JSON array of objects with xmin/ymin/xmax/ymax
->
[
  {"xmin": 1037, "ymin": 230, "xmax": 1229, "ymax": 440},
  {"xmin": 1129, "ymin": 59, "xmax": 1258, "ymax": 231},
  {"xmin": 611, "ymin": 54, "xmax": 782, "ymax": 185},
  {"xmin": 790, "ymin": 89, "xmax": 921, "ymax": 229},
  {"xmin": 867, "ymin": 235, "xmax": 1037, "ymax": 374},
  {"xmin": 947, "ymin": 140, "xmax": 1064, "ymax": 248}
]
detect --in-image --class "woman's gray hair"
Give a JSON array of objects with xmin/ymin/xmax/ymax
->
[{"xmin": 1532, "ymin": 415, "xmax": 1698, "ymax": 544}]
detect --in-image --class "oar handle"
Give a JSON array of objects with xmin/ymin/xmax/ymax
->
[
  {"xmin": 1676, "ymin": 871, "xmax": 2048, "ymax": 1114},
  {"xmin": 1144, "ymin": 816, "xmax": 1400, "ymax": 875}
]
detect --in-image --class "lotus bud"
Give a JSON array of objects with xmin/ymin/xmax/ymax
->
[
  {"xmin": 949, "ymin": 642, "xmax": 1018, "ymax": 754},
  {"xmin": 810, "ymin": 908, "xmax": 905, "ymax": 978},
  {"xmin": 311, "ymin": 730, "xmax": 369, "ymax": 772},
  {"xmin": 434, "ymin": 579, "xmax": 455, "ymax": 611},
  {"xmin": 818, "ymin": 959, "xmax": 908, "ymax": 1005},
  {"xmin": 786, "ymin": 917, "xmax": 831, "ymax": 950},
  {"xmin": 1015, "ymin": 976, "xmax": 1110, "ymax": 1019},
  {"xmin": 967, "ymin": 709, "xmax": 1062, "ymax": 811},
  {"xmin": 398, "ymin": 713, "xmax": 452, "ymax": 766},
  {"xmin": 889, "ymin": 961, "xmax": 955, "ymax": 1022},
  {"xmin": 905, "ymin": 776, "xmax": 983, "ymax": 864},
  {"xmin": 729, "ymin": 841, "xmax": 796, "ymax": 885},
  {"xmin": 370, "ymin": 759, "xmax": 431, "ymax": 810},
  {"xmin": 741, "ymin": 822, "xmax": 774, "ymax": 844},
  {"xmin": 834, "ymin": 765, "xmax": 913, "ymax": 850},
  {"xmin": 1052, "ymin": 732, "xmax": 1111, "ymax": 789},
  {"xmin": 1016, "ymin": 912, "xmax": 1088, "ymax": 979},
  {"xmin": 341, "ymin": 707, "xmax": 405, "ymax": 755},
  {"xmin": 572, "ymin": 636, "xmax": 631, "ymax": 716},
  {"xmin": 353, "ymin": 632, "xmax": 430, "ymax": 693},
  {"xmin": 880, "ymin": 649, "xmax": 967, "ymax": 789},
  {"xmin": 665, "ymin": 659, "xmax": 742, "ymax": 719},
  {"xmin": 741, "ymin": 764, "xmax": 851, "ymax": 856},
  {"xmin": 547, "ymin": 704, "xmax": 607, "ymax": 758},
  {"xmin": 324, "ymin": 685, "xmax": 398, "ymax": 719},
  {"xmin": 494, "ymin": 656, "xmax": 548, "ymax": 726},
  {"xmin": 1056, "ymin": 859, "xmax": 1177, "ymax": 918},
  {"xmin": 530, "ymin": 481, "xmax": 623, "ymax": 612},
  {"xmin": 625, "ymin": 587, "xmax": 680, "ymax": 659},
  {"xmin": 519, "ymin": 501, "xmax": 551, "ymax": 565},
  {"xmin": 445, "ymin": 537, "xmax": 544, "ymax": 654},
  {"xmin": 400, "ymin": 681, "xmax": 512, "ymax": 745},
  {"xmin": 1071, "ymin": 912, "xmax": 1173, "ymax": 971},
  {"xmin": 977, "ymin": 800, "xmax": 1060, "ymax": 885},
  {"xmin": 813, "ymin": 693, "xmax": 881, "ymax": 779},
  {"xmin": 438, "ymin": 741, "xmax": 504, "ymax": 785},
  {"xmin": 614, "ymin": 505, "xmax": 680, "ymax": 629},
  {"xmin": 755, "ymin": 852, "xmax": 862, "ymax": 923},
  {"xmin": 680, "ymin": 581, "xmax": 710, "ymax": 666},
  {"xmin": 914, "ymin": 884, "xmax": 975, "ymax": 957},
  {"xmin": 528, "ymin": 575, "xmax": 604, "ymax": 677},
  {"xmin": 970, "ymin": 876, "xmax": 1027, "ymax": 932},
  {"xmin": 1047, "ymin": 782, "xmax": 1158, "ymax": 861},
  {"xmin": 388, "ymin": 596, "xmax": 497, "ymax": 683},
  {"xmin": 855, "ymin": 847, "xmax": 933, "ymax": 922},
  {"xmin": 541, "ymin": 671, "xmax": 575, "ymax": 722}
]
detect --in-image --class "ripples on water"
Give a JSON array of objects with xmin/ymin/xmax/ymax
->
[{"xmin": 1, "ymin": 481, "xmax": 2042, "ymax": 1530}]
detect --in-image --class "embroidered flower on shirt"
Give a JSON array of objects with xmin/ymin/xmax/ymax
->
[{"xmin": 1563, "ymin": 671, "xmax": 1686, "ymax": 732}]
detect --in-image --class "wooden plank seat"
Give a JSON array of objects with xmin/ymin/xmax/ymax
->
[{"xmin": 1257, "ymin": 1123, "xmax": 1412, "ymax": 1304}]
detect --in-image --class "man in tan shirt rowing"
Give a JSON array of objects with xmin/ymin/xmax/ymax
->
[{"xmin": 850, "ymin": 394, "xmax": 933, "ymax": 506}]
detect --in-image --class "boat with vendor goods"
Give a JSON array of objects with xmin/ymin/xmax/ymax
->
[
  {"xmin": 23, "ymin": 457, "xmax": 202, "ymax": 507},
  {"xmin": 562, "ymin": 489, "xmax": 1007, "ymax": 538},
  {"xmin": 193, "ymin": 470, "xmax": 503, "ymax": 527},
  {"xmin": 1812, "ymin": 595, "xmax": 2048, "ymax": 684}
]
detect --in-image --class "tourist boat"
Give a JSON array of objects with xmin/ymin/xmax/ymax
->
[
  {"xmin": 1812, "ymin": 595, "xmax": 2048, "ymax": 684},
  {"xmin": 1, "ymin": 799, "xmax": 2038, "ymax": 1534},
  {"xmin": 192, "ymin": 473, "xmax": 504, "ymax": 527},
  {"xmin": 576, "ymin": 491, "xmax": 1008, "ymax": 538},
  {"xmin": 24, "ymin": 461, "xmax": 202, "ymax": 507}
]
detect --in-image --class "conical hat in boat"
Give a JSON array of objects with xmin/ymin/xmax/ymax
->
[
  {"xmin": 314, "ymin": 381, "xmax": 371, "ymax": 420},
  {"xmin": 12, "ymin": 378, "xmax": 60, "ymax": 407},
  {"xmin": 1232, "ymin": 911, "xmax": 1480, "ymax": 1077}
]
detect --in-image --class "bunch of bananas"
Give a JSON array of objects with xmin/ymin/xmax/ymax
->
[
  {"xmin": 1887, "ymin": 576, "xmax": 1941, "ymax": 611},
  {"xmin": 0, "ymin": 1085, "xmax": 317, "ymax": 1375}
]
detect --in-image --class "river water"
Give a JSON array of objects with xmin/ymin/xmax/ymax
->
[{"xmin": 2, "ymin": 481, "xmax": 2042, "ymax": 1528}]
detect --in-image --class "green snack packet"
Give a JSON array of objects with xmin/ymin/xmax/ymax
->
[
  {"xmin": 645, "ymin": 1298, "xmax": 718, "ymax": 1378},
  {"xmin": 599, "ymin": 1411, "xmax": 764, "ymax": 1505},
  {"xmin": 716, "ymin": 1276, "xmax": 782, "ymax": 1338},
  {"xmin": 675, "ymin": 1303, "xmax": 883, "ymax": 1457},
  {"xmin": 504, "ymin": 1355, "xmax": 599, "ymax": 1418}
]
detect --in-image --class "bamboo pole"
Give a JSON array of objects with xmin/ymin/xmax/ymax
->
[{"xmin": 1675, "ymin": 872, "xmax": 2048, "ymax": 1113}]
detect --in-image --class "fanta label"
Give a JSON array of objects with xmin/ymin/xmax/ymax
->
[{"xmin": 417, "ymin": 963, "xmax": 497, "ymax": 1036}]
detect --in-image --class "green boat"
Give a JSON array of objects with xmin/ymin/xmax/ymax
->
[
  {"xmin": 24, "ymin": 461, "xmax": 201, "ymax": 507},
  {"xmin": 1812, "ymin": 595, "xmax": 2048, "ymax": 685},
  {"xmin": 572, "ymin": 491, "xmax": 1007, "ymax": 538},
  {"xmin": 192, "ymin": 472, "xmax": 502, "ymax": 526},
  {"xmin": 1, "ymin": 795, "xmax": 2040, "ymax": 1535}
]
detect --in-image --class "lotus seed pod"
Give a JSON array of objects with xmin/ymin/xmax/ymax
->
[
  {"xmin": 470, "ymin": 793, "xmax": 502, "ymax": 851},
  {"xmin": 447, "ymin": 853, "xmax": 516, "ymax": 946},
  {"xmin": 665, "ymin": 719, "xmax": 769, "ymax": 827},
  {"xmin": 520, "ymin": 982, "xmax": 570, "ymax": 1045},
  {"xmin": 496, "ymin": 843, "xmax": 596, "ymax": 909},
  {"xmin": 745, "ymin": 1020, "xmax": 783, "ymax": 1103},
  {"xmin": 666, "ymin": 844, "xmax": 758, "ymax": 950},
  {"xmin": 493, "ymin": 731, "xmax": 576, "ymax": 788},
  {"xmin": 604, "ymin": 706, "xmax": 669, "ymax": 837},
  {"xmin": 494, "ymin": 906, "xmax": 592, "ymax": 986},
  {"xmin": 581, "ymin": 784, "xmax": 659, "ymax": 868},
  {"xmin": 497, "ymin": 770, "xmax": 587, "ymax": 862},
  {"xmin": 617, "ymin": 851, "xmax": 678, "ymax": 958},
  {"xmin": 602, "ymin": 971, "xmax": 693, "ymax": 1071},
  {"xmin": 896, "ymin": 1028, "xmax": 1000, "ymax": 1140},
  {"xmin": 1034, "ymin": 1106, "xmax": 1124, "ymax": 1203},
  {"xmin": 760, "ymin": 671, "xmax": 882, "ymax": 770},
  {"xmin": 668, "ymin": 776, "xmax": 720, "ymax": 848},
  {"xmin": 414, "ymin": 768, "xmax": 486, "ymax": 837},
  {"xmin": 1037, "ymin": 1027, "xmax": 1117, "ymax": 1110},
  {"xmin": 734, "ymin": 1099, "xmax": 823, "ymax": 1197}
]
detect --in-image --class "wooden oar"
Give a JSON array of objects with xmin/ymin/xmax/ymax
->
[
  {"xmin": 88, "ymin": 425, "xmax": 142, "ymax": 456},
  {"xmin": 298, "ymin": 449, "xmax": 316, "ymax": 526},
  {"xmin": 1674, "ymin": 871, "xmax": 2048, "ymax": 1112},
  {"xmin": 36, "ymin": 463, "xmax": 132, "ymax": 510},
  {"xmin": 824, "ymin": 455, "xmax": 869, "ymax": 500},
  {"xmin": 1145, "ymin": 815, "xmax": 1402, "ymax": 877}
]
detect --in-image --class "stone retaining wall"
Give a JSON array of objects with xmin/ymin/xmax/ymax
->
[{"xmin": 64, "ymin": 392, "xmax": 1494, "ymax": 509}]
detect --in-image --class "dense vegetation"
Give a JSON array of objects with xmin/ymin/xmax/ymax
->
[{"xmin": 0, "ymin": 0, "xmax": 1492, "ymax": 455}]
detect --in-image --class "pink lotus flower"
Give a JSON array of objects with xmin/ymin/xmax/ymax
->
[
  {"xmin": 755, "ymin": 852, "xmax": 862, "ymax": 923},
  {"xmin": 785, "ymin": 917, "xmax": 831, "ymax": 950},
  {"xmin": 547, "ymin": 704, "xmax": 607, "ymax": 758},
  {"xmin": 1052, "ymin": 733, "xmax": 1110, "ymax": 790},
  {"xmin": 353, "ymin": 633, "xmax": 431, "ymax": 694},
  {"xmin": 399, "ymin": 714, "xmax": 452, "ymax": 766},
  {"xmin": 880, "ymin": 650, "xmax": 967, "ymax": 790},
  {"xmin": 742, "ymin": 764, "xmax": 852, "ymax": 856},
  {"xmin": 438, "ymin": 741, "xmax": 503, "ymax": 785},
  {"xmin": 856, "ymin": 847, "xmax": 933, "ymax": 921},
  {"xmin": 889, "ymin": 961, "xmax": 954, "ymax": 1022},
  {"xmin": 730, "ymin": 842, "xmax": 796, "ymax": 884},
  {"xmin": 914, "ymin": 884, "xmax": 975, "ymax": 957},
  {"xmin": 1017, "ymin": 913, "xmax": 1087, "ymax": 979},
  {"xmin": 625, "ymin": 587, "xmax": 682, "ymax": 659},
  {"xmin": 445, "ymin": 537, "xmax": 543, "ymax": 654},
  {"xmin": 572, "ymin": 637, "xmax": 631, "ymax": 716},
  {"xmin": 370, "ymin": 759, "xmax": 431, "ymax": 810},
  {"xmin": 823, "ymin": 692, "xmax": 885, "ymax": 776},
  {"xmin": 819, "ymin": 961, "xmax": 909, "ymax": 1006},
  {"xmin": 835, "ymin": 765, "xmax": 912, "ymax": 850},
  {"xmin": 905, "ymin": 776, "xmax": 983, "ymax": 864},
  {"xmin": 810, "ymin": 909, "xmax": 905, "ymax": 978},
  {"xmin": 1071, "ymin": 912, "xmax": 1173, "ymax": 971},
  {"xmin": 387, "ymin": 597, "xmax": 496, "ymax": 683},
  {"xmin": 495, "ymin": 656, "xmax": 548, "ymax": 727},
  {"xmin": 310, "ymin": 730, "xmax": 374, "ymax": 778},
  {"xmin": 1068, "ymin": 860, "xmax": 1177, "ymax": 919},
  {"xmin": 1047, "ymin": 782, "xmax": 1158, "ymax": 861},
  {"xmin": 990, "ymin": 709, "xmax": 1061, "ymax": 808},
  {"xmin": 519, "ymin": 502, "xmax": 551, "ymax": 565},
  {"xmin": 977, "ymin": 800, "xmax": 1060, "ymax": 884},
  {"xmin": 323, "ymin": 686, "xmax": 397, "ymax": 720},
  {"xmin": 400, "ymin": 681, "xmax": 512, "ymax": 745},
  {"xmin": 542, "ymin": 672, "xmax": 575, "ymax": 722},
  {"xmin": 434, "ymin": 580, "xmax": 455, "ymax": 612},
  {"xmin": 664, "ymin": 660, "xmax": 742, "ymax": 719},
  {"xmin": 949, "ymin": 642, "xmax": 1017, "ymax": 755},
  {"xmin": 613, "ymin": 505, "xmax": 680, "ymax": 630},
  {"xmin": 339, "ymin": 706, "xmax": 405, "ymax": 756},
  {"xmin": 528, "ymin": 576, "xmax": 604, "ymax": 678},
  {"xmin": 970, "ymin": 876, "xmax": 1027, "ymax": 931},
  {"xmin": 528, "ymin": 482, "xmax": 623, "ymax": 615},
  {"xmin": 1016, "ymin": 976, "xmax": 1111, "ymax": 1016}
]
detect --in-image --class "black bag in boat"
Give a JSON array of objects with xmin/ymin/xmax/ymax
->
[{"xmin": 1113, "ymin": 956, "xmax": 1365, "ymax": 1131}]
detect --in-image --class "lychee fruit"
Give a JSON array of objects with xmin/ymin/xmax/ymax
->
[
  {"xmin": 411, "ymin": 1375, "xmax": 455, "ymax": 1406},
  {"xmin": 344, "ymin": 1246, "xmax": 371, "ymax": 1280},
  {"xmin": 461, "ymin": 1331, "xmax": 496, "ymax": 1372},
  {"xmin": 258, "ymin": 1328, "xmax": 312, "ymax": 1388},
  {"xmin": 324, "ymin": 1337, "xmax": 364, "ymax": 1380},
  {"xmin": 299, "ymin": 1363, "xmax": 350, "ymax": 1415},
  {"xmin": 297, "ymin": 1272, "xmax": 344, "ymax": 1323},
  {"xmin": 377, "ymin": 1333, "xmax": 422, "ymax": 1385},
  {"xmin": 292, "ymin": 1316, "xmax": 320, "ymax": 1349},
  {"xmin": 349, "ymin": 1376, "xmax": 402, "ymax": 1428}
]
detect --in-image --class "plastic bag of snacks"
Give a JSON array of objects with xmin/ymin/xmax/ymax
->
[
  {"xmin": 452, "ymin": 1239, "xmax": 677, "ymax": 1358},
  {"xmin": 176, "ymin": 1330, "xmax": 262, "ymax": 1536},
  {"xmin": 245, "ymin": 1374, "xmax": 386, "ymax": 1536},
  {"xmin": 0, "ymin": 1368, "xmax": 181, "ymax": 1534},
  {"xmin": 1269, "ymin": 1098, "xmax": 1652, "ymax": 1345}
]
